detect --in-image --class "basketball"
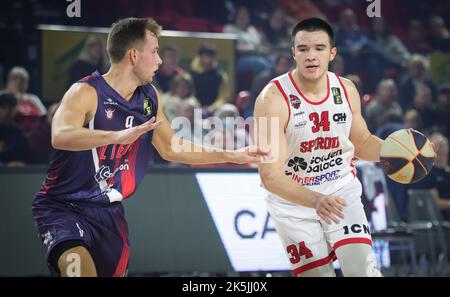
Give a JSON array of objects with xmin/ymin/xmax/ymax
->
[{"xmin": 380, "ymin": 129, "xmax": 435, "ymax": 184}]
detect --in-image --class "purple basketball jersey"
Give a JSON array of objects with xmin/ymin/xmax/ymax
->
[{"xmin": 36, "ymin": 71, "xmax": 158, "ymax": 204}]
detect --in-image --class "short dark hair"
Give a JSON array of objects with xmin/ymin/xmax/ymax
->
[
  {"xmin": 0, "ymin": 92, "xmax": 18, "ymax": 109},
  {"xmin": 107, "ymin": 18, "xmax": 162, "ymax": 63},
  {"xmin": 198, "ymin": 44, "xmax": 217, "ymax": 56},
  {"xmin": 161, "ymin": 43, "xmax": 180, "ymax": 55},
  {"xmin": 291, "ymin": 18, "xmax": 335, "ymax": 47}
]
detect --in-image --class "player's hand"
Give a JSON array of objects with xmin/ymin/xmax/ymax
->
[
  {"xmin": 230, "ymin": 145, "xmax": 271, "ymax": 164},
  {"xmin": 315, "ymin": 195, "xmax": 347, "ymax": 224},
  {"xmin": 113, "ymin": 117, "xmax": 161, "ymax": 144}
]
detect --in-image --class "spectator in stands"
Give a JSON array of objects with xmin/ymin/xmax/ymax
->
[
  {"xmin": 368, "ymin": 17, "xmax": 411, "ymax": 73},
  {"xmin": 403, "ymin": 109, "xmax": 423, "ymax": 131},
  {"xmin": 399, "ymin": 54, "xmax": 437, "ymax": 111},
  {"xmin": 68, "ymin": 35, "xmax": 107, "ymax": 86},
  {"xmin": 428, "ymin": 15, "xmax": 450, "ymax": 53},
  {"xmin": 223, "ymin": 5, "xmax": 272, "ymax": 91},
  {"xmin": 223, "ymin": 6, "xmax": 264, "ymax": 56},
  {"xmin": 364, "ymin": 79, "xmax": 403, "ymax": 133},
  {"xmin": 345, "ymin": 74, "xmax": 363, "ymax": 96},
  {"xmin": 433, "ymin": 83, "xmax": 450, "ymax": 138},
  {"xmin": 154, "ymin": 44, "xmax": 186, "ymax": 93},
  {"xmin": 248, "ymin": 53, "xmax": 292, "ymax": 117},
  {"xmin": 152, "ymin": 97, "xmax": 203, "ymax": 166},
  {"xmin": 161, "ymin": 74, "xmax": 199, "ymax": 123},
  {"xmin": 0, "ymin": 92, "xmax": 30, "ymax": 166},
  {"xmin": 260, "ymin": 8, "xmax": 291, "ymax": 56},
  {"xmin": 173, "ymin": 97, "xmax": 203, "ymax": 145},
  {"xmin": 412, "ymin": 133, "xmax": 450, "ymax": 220},
  {"xmin": 330, "ymin": 54, "xmax": 345, "ymax": 76},
  {"xmin": 2, "ymin": 67, "xmax": 47, "ymax": 131},
  {"xmin": 213, "ymin": 103, "xmax": 250, "ymax": 150},
  {"xmin": 275, "ymin": 0, "xmax": 327, "ymax": 23},
  {"xmin": 335, "ymin": 8, "xmax": 369, "ymax": 75},
  {"xmin": 409, "ymin": 84, "xmax": 436, "ymax": 132},
  {"xmin": 190, "ymin": 44, "xmax": 230, "ymax": 114},
  {"xmin": 26, "ymin": 102, "xmax": 59, "ymax": 164},
  {"xmin": 404, "ymin": 20, "xmax": 432, "ymax": 55}
]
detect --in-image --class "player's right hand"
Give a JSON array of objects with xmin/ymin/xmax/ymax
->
[
  {"xmin": 315, "ymin": 195, "xmax": 347, "ymax": 224},
  {"xmin": 113, "ymin": 117, "xmax": 161, "ymax": 144}
]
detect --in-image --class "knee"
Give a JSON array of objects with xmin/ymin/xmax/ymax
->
[
  {"xmin": 336, "ymin": 244, "xmax": 382, "ymax": 277},
  {"xmin": 58, "ymin": 246, "xmax": 97, "ymax": 277}
]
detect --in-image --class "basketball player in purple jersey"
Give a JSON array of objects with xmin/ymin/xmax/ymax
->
[{"xmin": 32, "ymin": 18, "xmax": 270, "ymax": 277}]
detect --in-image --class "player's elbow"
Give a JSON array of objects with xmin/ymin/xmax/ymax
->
[
  {"xmin": 259, "ymin": 168, "xmax": 279, "ymax": 192},
  {"xmin": 51, "ymin": 131, "xmax": 64, "ymax": 150},
  {"xmin": 52, "ymin": 129, "xmax": 71, "ymax": 150}
]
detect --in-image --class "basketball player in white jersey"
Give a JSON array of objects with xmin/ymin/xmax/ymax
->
[{"xmin": 254, "ymin": 18, "xmax": 385, "ymax": 276}]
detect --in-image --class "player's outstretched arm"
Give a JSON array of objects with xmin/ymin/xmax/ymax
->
[
  {"xmin": 151, "ymin": 89, "xmax": 270, "ymax": 164},
  {"xmin": 255, "ymin": 84, "xmax": 346, "ymax": 224},
  {"xmin": 52, "ymin": 83, "xmax": 161, "ymax": 151},
  {"xmin": 344, "ymin": 78, "xmax": 384, "ymax": 162}
]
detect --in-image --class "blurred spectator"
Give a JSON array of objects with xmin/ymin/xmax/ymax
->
[
  {"xmin": 410, "ymin": 84, "xmax": 436, "ymax": 131},
  {"xmin": 433, "ymin": 83, "xmax": 450, "ymax": 138},
  {"xmin": 260, "ymin": 8, "xmax": 291, "ymax": 55},
  {"xmin": 403, "ymin": 109, "xmax": 423, "ymax": 131},
  {"xmin": 174, "ymin": 98, "xmax": 203, "ymax": 145},
  {"xmin": 335, "ymin": 8, "xmax": 369, "ymax": 75},
  {"xmin": 345, "ymin": 74, "xmax": 363, "ymax": 96},
  {"xmin": 367, "ymin": 16, "xmax": 411, "ymax": 71},
  {"xmin": 224, "ymin": 5, "xmax": 271, "ymax": 91},
  {"xmin": 399, "ymin": 54, "xmax": 437, "ymax": 111},
  {"xmin": 26, "ymin": 102, "xmax": 59, "ymax": 164},
  {"xmin": 275, "ymin": 0, "xmax": 327, "ymax": 23},
  {"xmin": 152, "ymin": 97, "xmax": 202, "ymax": 165},
  {"xmin": 161, "ymin": 74, "xmax": 199, "ymax": 122},
  {"xmin": 428, "ymin": 15, "xmax": 450, "ymax": 53},
  {"xmin": 364, "ymin": 79, "xmax": 403, "ymax": 133},
  {"xmin": 213, "ymin": 103, "xmax": 250, "ymax": 150},
  {"xmin": 190, "ymin": 44, "xmax": 230, "ymax": 113},
  {"xmin": 68, "ymin": 35, "xmax": 107, "ymax": 86},
  {"xmin": 375, "ymin": 112, "xmax": 405, "ymax": 140},
  {"xmin": 412, "ymin": 133, "xmax": 450, "ymax": 220},
  {"xmin": 0, "ymin": 92, "xmax": 30, "ymax": 166},
  {"xmin": 154, "ymin": 44, "xmax": 186, "ymax": 93},
  {"xmin": 404, "ymin": 20, "xmax": 432, "ymax": 55},
  {"xmin": 330, "ymin": 54, "xmax": 345, "ymax": 77},
  {"xmin": 248, "ymin": 53, "xmax": 292, "ymax": 117},
  {"xmin": 223, "ymin": 6, "xmax": 264, "ymax": 56},
  {"xmin": 2, "ymin": 66, "xmax": 47, "ymax": 131}
]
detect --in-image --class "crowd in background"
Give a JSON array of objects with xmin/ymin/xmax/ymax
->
[{"xmin": 0, "ymin": 0, "xmax": 450, "ymax": 222}]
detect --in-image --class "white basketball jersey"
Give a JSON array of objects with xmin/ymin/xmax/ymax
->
[{"xmin": 271, "ymin": 70, "xmax": 358, "ymax": 196}]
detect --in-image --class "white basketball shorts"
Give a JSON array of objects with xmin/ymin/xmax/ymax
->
[{"xmin": 265, "ymin": 177, "xmax": 372, "ymax": 276}]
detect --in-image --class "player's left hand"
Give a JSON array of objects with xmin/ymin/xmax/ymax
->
[{"xmin": 231, "ymin": 145, "xmax": 271, "ymax": 164}]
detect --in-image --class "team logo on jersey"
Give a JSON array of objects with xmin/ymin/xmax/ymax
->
[
  {"xmin": 287, "ymin": 170, "xmax": 341, "ymax": 186},
  {"xmin": 287, "ymin": 157, "xmax": 308, "ymax": 172},
  {"xmin": 333, "ymin": 112, "xmax": 347, "ymax": 124},
  {"xmin": 332, "ymin": 87, "xmax": 343, "ymax": 104},
  {"xmin": 104, "ymin": 98, "xmax": 118, "ymax": 106},
  {"xmin": 300, "ymin": 136, "xmax": 340, "ymax": 153},
  {"xmin": 144, "ymin": 98, "xmax": 152, "ymax": 116},
  {"xmin": 105, "ymin": 108, "xmax": 115, "ymax": 120},
  {"xmin": 289, "ymin": 94, "xmax": 301, "ymax": 109}
]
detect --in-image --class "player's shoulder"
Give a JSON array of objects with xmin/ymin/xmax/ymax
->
[
  {"xmin": 254, "ymin": 81, "xmax": 289, "ymax": 118},
  {"xmin": 67, "ymin": 81, "xmax": 97, "ymax": 96},
  {"xmin": 335, "ymin": 75, "xmax": 358, "ymax": 94},
  {"xmin": 140, "ymin": 83, "xmax": 159, "ymax": 98},
  {"xmin": 62, "ymin": 82, "xmax": 97, "ymax": 107}
]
